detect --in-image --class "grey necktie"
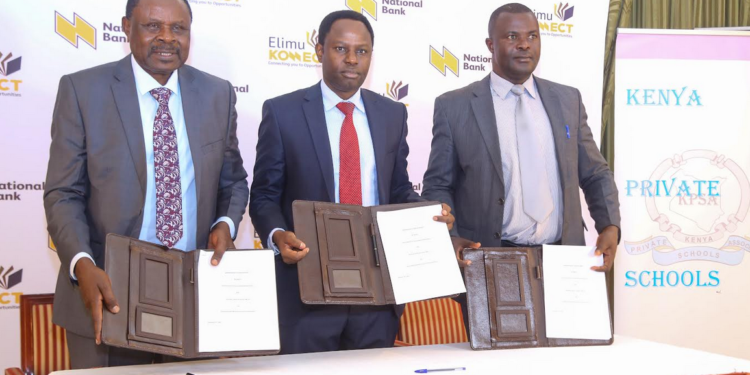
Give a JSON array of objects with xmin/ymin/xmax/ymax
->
[{"xmin": 510, "ymin": 84, "xmax": 553, "ymax": 223}]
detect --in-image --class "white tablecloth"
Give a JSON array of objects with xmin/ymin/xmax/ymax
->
[{"xmin": 52, "ymin": 335, "xmax": 750, "ymax": 375}]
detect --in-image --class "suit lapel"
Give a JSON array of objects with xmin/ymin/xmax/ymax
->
[
  {"xmin": 302, "ymin": 83, "xmax": 335, "ymax": 202},
  {"xmin": 112, "ymin": 56, "xmax": 147, "ymax": 198},
  {"xmin": 361, "ymin": 90, "xmax": 388, "ymax": 203},
  {"xmin": 179, "ymin": 67, "xmax": 203, "ymax": 203},
  {"xmin": 471, "ymin": 75, "xmax": 504, "ymax": 184},
  {"xmin": 535, "ymin": 76, "xmax": 568, "ymax": 189}
]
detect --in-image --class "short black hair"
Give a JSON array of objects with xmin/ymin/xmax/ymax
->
[
  {"xmin": 126, "ymin": 0, "xmax": 193, "ymax": 21},
  {"xmin": 488, "ymin": 3, "xmax": 534, "ymax": 37},
  {"xmin": 318, "ymin": 10, "xmax": 374, "ymax": 47}
]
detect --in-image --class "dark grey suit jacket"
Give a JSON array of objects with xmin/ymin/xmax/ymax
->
[
  {"xmin": 43, "ymin": 56, "xmax": 249, "ymax": 337},
  {"xmin": 422, "ymin": 74, "xmax": 619, "ymax": 246}
]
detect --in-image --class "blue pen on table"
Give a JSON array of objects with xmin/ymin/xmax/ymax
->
[
  {"xmin": 415, "ymin": 367, "xmax": 466, "ymax": 373},
  {"xmin": 565, "ymin": 124, "xmax": 570, "ymax": 139}
]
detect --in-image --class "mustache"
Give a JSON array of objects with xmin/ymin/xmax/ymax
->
[{"xmin": 148, "ymin": 44, "xmax": 181, "ymax": 55}]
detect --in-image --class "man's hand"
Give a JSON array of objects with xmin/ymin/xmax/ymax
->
[
  {"xmin": 591, "ymin": 225, "xmax": 619, "ymax": 272},
  {"xmin": 208, "ymin": 221, "xmax": 236, "ymax": 266},
  {"xmin": 273, "ymin": 230, "xmax": 309, "ymax": 264},
  {"xmin": 74, "ymin": 258, "xmax": 119, "ymax": 345},
  {"xmin": 451, "ymin": 236, "xmax": 481, "ymax": 267},
  {"xmin": 433, "ymin": 203, "xmax": 455, "ymax": 230}
]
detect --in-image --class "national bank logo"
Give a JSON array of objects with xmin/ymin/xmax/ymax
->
[
  {"xmin": 429, "ymin": 46, "xmax": 490, "ymax": 77},
  {"xmin": 49, "ymin": 235, "xmax": 57, "ymax": 253},
  {"xmin": 0, "ymin": 52, "xmax": 21, "ymax": 76},
  {"xmin": 346, "ymin": 0, "xmax": 377, "ymax": 20},
  {"xmin": 346, "ymin": 0, "xmax": 423, "ymax": 19},
  {"xmin": 535, "ymin": 3, "xmax": 574, "ymax": 37},
  {"xmin": 233, "ymin": 84, "xmax": 249, "ymax": 94},
  {"xmin": 55, "ymin": 12, "xmax": 97, "ymax": 49},
  {"xmin": 268, "ymin": 29, "xmax": 321, "ymax": 68},
  {"xmin": 0, "ymin": 266, "xmax": 22, "ymax": 290},
  {"xmin": 386, "ymin": 80, "xmax": 408, "ymax": 101},
  {"xmin": 429, "ymin": 46, "xmax": 459, "ymax": 77},
  {"xmin": 0, "ymin": 181, "xmax": 45, "ymax": 201},
  {"xmin": 623, "ymin": 150, "xmax": 750, "ymax": 288}
]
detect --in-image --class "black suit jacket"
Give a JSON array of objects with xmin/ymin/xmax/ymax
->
[{"xmin": 250, "ymin": 82, "xmax": 421, "ymax": 323}]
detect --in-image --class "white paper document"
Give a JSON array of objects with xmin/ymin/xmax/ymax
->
[
  {"xmin": 376, "ymin": 204, "xmax": 466, "ymax": 304},
  {"xmin": 197, "ymin": 249, "xmax": 280, "ymax": 353},
  {"xmin": 542, "ymin": 245, "xmax": 612, "ymax": 340}
]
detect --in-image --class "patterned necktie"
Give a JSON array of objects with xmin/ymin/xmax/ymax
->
[
  {"xmin": 336, "ymin": 102, "xmax": 362, "ymax": 205},
  {"xmin": 150, "ymin": 88, "xmax": 183, "ymax": 248},
  {"xmin": 510, "ymin": 84, "xmax": 553, "ymax": 223}
]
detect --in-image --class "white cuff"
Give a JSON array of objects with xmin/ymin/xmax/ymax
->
[
  {"xmin": 70, "ymin": 252, "xmax": 95, "ymax": 281},
  {"xmin": 211, "ymin": 217, "xmax": 236, "ymax": 239},
  {"xmin": 268, "ymin": 228, "xmax": 284, "ymax": 256}
]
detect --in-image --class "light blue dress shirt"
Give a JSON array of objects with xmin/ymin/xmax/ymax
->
[
  {"xmin": 268, "ymin": 80, "xmax": 379, "ymax": 254},
  {"xmin": 69, "ymin": 56, "xmax": 234, "ymax": 279},
  {"xmin": 131, "ymin": 55, "xmax": 197, "ymax": 252}
]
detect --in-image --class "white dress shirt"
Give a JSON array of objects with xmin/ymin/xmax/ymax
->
[{"xmin": 489, "ymin": 72, "xmax": 563, "ymax": 245}]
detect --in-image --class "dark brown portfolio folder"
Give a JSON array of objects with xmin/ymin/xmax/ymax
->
[
  {"xmin": 292, "ymin": 200, "xmax": 444, "ymax": 305},
  {"xmin": 463, "ymin": 247, "xmax": 613, "ymax": 350},
  {"xmin": 102, "ymin": 234, "xmax": 280, "ymax": 358}
]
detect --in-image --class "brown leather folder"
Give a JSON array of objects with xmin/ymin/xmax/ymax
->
[
  {"xmin": 102, "ymin": 234, "xmax": 280, "ymax": 358},
  {"xmin": 292, "ymin": 200, "xmax": 445, "ymax": 305},
  {"xmin": 463, "ymin": 247, "xmax": 613, "ymax": 350}
]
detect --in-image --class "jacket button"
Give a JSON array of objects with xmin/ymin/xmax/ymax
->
[
  {"xmin": 498, "ymin": 198, "xmax": 505, "ymax": 205},
  {"xmin": 494, "ymin": 232, "xmax": 501, "ymax": 239}
]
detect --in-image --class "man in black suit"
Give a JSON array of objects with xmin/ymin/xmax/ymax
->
[{"xmin": 250, "ymin": 10, "xmax": 453, "ymax": 354}]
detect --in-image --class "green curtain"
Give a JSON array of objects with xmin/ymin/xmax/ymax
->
[
  {"xmin": 601, "ymin": 0, "xmax": 750, "ymax": 167},
  {"xmin": 600, "ymin": 0, "xmax": 749, "ymax": 323}
]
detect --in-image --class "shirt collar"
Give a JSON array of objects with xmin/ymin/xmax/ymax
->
[
  {"xmin": 320, "ymin": 80, "xmax": 366, "ymax": 114},
  {"xmin": 131, "ymin": 54, "xmax": 180, "ymax": 98},
  {"xmin": 489, "ymin": 71, "xmax": 537, "ymax": 100}
]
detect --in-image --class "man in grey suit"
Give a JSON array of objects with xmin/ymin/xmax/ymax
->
[
  {"xmin": 43, "ymin": 0, "xmax": 248, "ymax": 368},
  {"xmin": 422, "ymin": 3, "xmax": 620, "ymax": 321}
]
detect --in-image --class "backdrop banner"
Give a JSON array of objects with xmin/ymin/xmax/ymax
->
[
  {"xmin": 0, "ymin": 0, "xmax": 608, "ymax": 368},
  {"xmin": 614, "ymin": 28, "xmax": 750, "ymax": 360}
]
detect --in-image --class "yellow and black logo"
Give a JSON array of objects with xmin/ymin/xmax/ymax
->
[
  {"xmin": 0, "ymin": 266, "xmax": 22, "ymax": 290},
  {"xmin": 0, "ymin": 51, "xmax": 22, "ymax": 96},
  {"xmin": 268, "ymin": 30, "xmax": 321, "ymax": 67},
  {"xmin": 0, "ymin": 265, "xmax": 22, "ymax": 306},
  {"xmin": 55, "ymin": 12, "xmax": 96, "ymax": 49},
  {"xmin": 307, "ymin": 30, "xmax": 318, "ymax": 48},
  {"xmin": 48, "ymin": 235, "xmax": 57, "ymax": 252},
  {"xmin": 346, "ymin": 0, "xmax": 377, "ymax": 20},
  {"xmin": 347, "ymin": 0, "xmax": 423, "ymax": 18},
  {"xmin": 429, "ymin": 46, "xmax": 459, "ymax": 77},
  {"xmin": 386, "ymin": 80, "xmax": 409, "ymax": 102}
]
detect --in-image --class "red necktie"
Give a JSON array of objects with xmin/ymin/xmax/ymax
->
[
  {"xmin": 336, "ymin": 102, "xmax": 361, "ymax": 205},
  {"xmin": 150, "ymin": 88, "xmax": 183, "ymax": 248}
]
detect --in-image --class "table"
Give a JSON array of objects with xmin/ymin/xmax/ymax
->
[{"xmin": 52, "ymin": 335, "xmax": 750, "ymax": 375}]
